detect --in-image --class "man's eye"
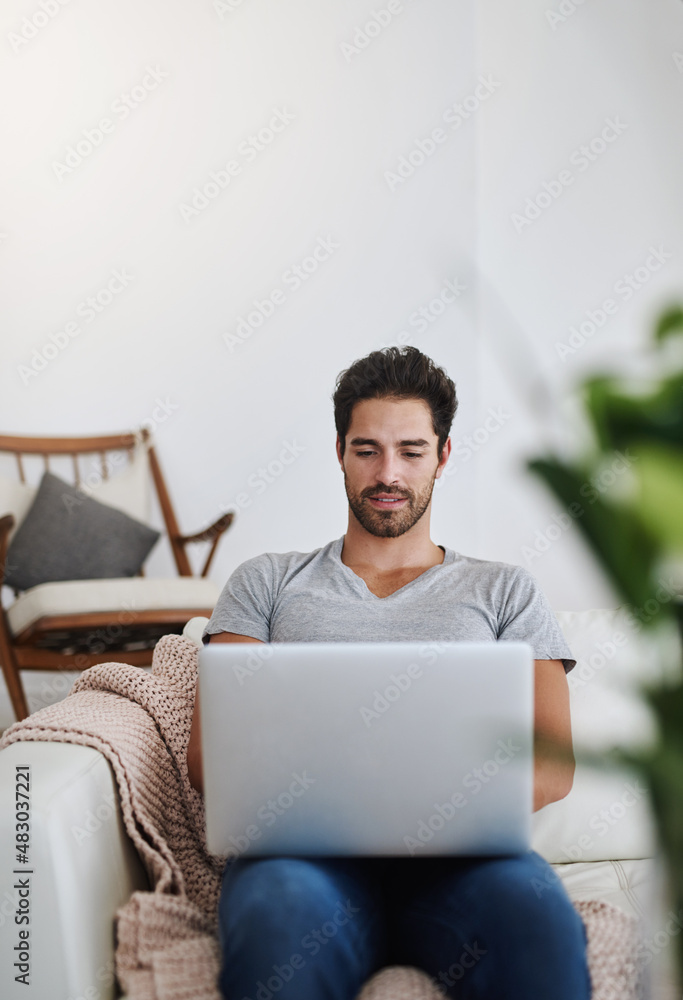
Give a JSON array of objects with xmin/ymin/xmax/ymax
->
[
  {"xmin": 356, "ymin": 451, "xmax": 375, "ymax": 457},
  {"xmin": 404, "ymin": 453, "xmax": 423, "ymax": 459}
]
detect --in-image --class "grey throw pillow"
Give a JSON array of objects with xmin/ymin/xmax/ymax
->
[{"xmin": 4, "ymin": 471, "xmax": 160, "ymax": 591}]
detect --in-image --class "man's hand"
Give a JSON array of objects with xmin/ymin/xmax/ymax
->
[
  {"xmin": 533, "ymin": 659, "xmax": 575, "ymax": 812},
  {"xmin": 188, "ymin": 631, "xmax": 265, "ymax": 794}
]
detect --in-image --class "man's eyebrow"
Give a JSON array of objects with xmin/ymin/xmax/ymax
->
[{"xmin": 349, "ymin": 437, "xmax": 430, "ymax": 447}]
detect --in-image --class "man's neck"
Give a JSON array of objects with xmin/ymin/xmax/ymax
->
[{"xmin": 340, "ymin": 513, "xmax": 443, "ymax": 573}]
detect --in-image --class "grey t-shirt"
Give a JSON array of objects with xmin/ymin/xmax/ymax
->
[{"xmin": 203, "ymin": 536, "xmax": 575, "ymax": 673}]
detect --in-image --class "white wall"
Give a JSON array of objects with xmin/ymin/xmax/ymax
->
[
  {"xmin": 476, "ymin": 0, "xmax": 683, "ymax": 607},
  {"xmin": 2, "ymin": 0, "xmax": 683, "ymax": 721}
]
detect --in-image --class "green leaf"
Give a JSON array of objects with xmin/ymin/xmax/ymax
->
[
  {"xmin": 528, "ymin": 458, "xmax": 661, "ymax": 613},
  {"xmin": 630, "ymin": 443, "xmax": 683, "ymax": 551},
  {"xmin": 584, "ymin": 374, "xmax": 683, "ymax": 452},
  {"xmin": 655, "ymin": 305, "xmax": 683, "ymax": 343}
]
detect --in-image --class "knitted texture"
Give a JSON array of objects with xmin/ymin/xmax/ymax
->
[
  {"xmin": 0, "ymin": 634, "xmax": 643, "ymax": 1000},
  {"xmin": 0, "ymin": 634, "xmax": 225, "ymax": 999}
]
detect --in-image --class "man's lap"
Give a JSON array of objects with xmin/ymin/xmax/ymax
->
[{"xmin": 218, "ymin": 851, "xmax": 591, "ymax": 999}]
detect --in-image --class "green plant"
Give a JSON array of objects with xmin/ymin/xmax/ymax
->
[{"xmin": 528, "ymin": 306, "xmax": 683, "ymax": 985}]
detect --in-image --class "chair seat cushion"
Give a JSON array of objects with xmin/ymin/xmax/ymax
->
[{"xmin": 7, "ymin": 577, "xmax": 221, "ymax": 636}]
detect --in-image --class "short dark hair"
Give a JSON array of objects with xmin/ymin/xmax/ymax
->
[{"xmin": 333, "ymin": 346, "xmax": 457, "ymax": 459}]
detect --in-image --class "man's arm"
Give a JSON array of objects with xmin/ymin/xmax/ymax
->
[
  {"xmin": 533, "ymin": 658, "xmax": 575, "ymax": 812},
  {"xmin": 188, "ymin": 631, "xmax": 265, "ymax": 794}
]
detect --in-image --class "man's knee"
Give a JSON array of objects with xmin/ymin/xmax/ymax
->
[
  {"xmin": 220, "ymin": 858, "xmax": 355, "ymax": 932},
  {"xmin": 463, "ymin": 853, "xmax": 576, "ymax": 926}
]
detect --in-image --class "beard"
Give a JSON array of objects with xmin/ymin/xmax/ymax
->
[{"xmin": 343, "ymin": 470, "xmax": 437, "ymax": 538}]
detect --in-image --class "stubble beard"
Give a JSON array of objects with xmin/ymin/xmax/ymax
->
[{"xmin": 343, "ymin": 469, "xmax": 437, "ymax": 538}]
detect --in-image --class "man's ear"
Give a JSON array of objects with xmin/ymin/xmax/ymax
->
[
  {"xmin": 435, "ymin": 437, "xmax": 451, "ymax": 479},
  {"xmin": 336, "ymin": 435, "xmax": 345, "ymax": 470}
]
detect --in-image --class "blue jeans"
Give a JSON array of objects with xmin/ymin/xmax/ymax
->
[{"xmin": 217, "ymin": 851, "xmax": 591, "ymax": 999}]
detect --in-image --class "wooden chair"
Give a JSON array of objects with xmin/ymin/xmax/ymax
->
[{"xmin": 0, "ymin": 430, "xmax": 234, "ymax": 722}]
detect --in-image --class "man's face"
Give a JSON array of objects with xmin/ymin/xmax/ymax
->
[{"xmin": 337, "ymin": 396, "xmax": 450, "ymax": 538}]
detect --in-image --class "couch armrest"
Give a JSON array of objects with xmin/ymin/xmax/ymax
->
[{"xmin": 0, "ymin": 741, "xmax": 148, "ymax": 1000}]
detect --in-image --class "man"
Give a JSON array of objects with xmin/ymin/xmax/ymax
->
[{"xmin": 188, "ymin": 347, "xmax": 590, "ymax": 999}]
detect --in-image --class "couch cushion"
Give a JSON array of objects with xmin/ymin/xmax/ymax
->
[
  {"xmin": 532, "ymin": 607, "xmax": 681, "ymax": 864},
  {"xmin": 7, "ymin": 578, "xmax": 221, "ymax": 636},
  {"xmin": 5, "ymin": 471, "xmax": 160, "ymax": 590},
  {"xmin": 552, "ymin": 857, "xmax": 659, "ymax": 920}
]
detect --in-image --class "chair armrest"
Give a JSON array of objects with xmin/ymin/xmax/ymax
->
[
  {"xmin": 174, "ymin": 512, "xmax": 235, "ymax": 545},
  {"xmin": 0, "ymin": 741, "xmax": 148, "ymax": 1000},
  {"xmin": 173, "ymin": 512, "xmax": 235, "ymax": 577}
]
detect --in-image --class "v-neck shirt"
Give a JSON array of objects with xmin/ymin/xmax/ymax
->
[{"xmin": 203, "ymin": 536, "xmax": 575, "ymax": 672}]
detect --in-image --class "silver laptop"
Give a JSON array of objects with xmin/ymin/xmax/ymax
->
[{"xmin": 199, "ymin": 641, "xmax": 533, "ymax": 859}]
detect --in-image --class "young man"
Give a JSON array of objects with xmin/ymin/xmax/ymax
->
[{"xmin": 188, "ymin": 347, "xmax": 590, "ymax": 1000}]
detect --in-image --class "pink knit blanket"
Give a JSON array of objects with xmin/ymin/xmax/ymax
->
[{"xmin": 0, "ymin": 634, "xmax": 644, "ymax": 1000}]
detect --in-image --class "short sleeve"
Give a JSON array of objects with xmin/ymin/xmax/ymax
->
[
  {"xmin": 497, "ymin": 567, "xmax": 576, "ymax": 673},
  {"xmin": 202, "ymin": 554, "xmax": 274, "ymax": 643}
]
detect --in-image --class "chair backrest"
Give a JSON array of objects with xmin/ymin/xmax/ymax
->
[{"xmin": 0, "ymin": 430, "xmax": 192, "ymax": 576}]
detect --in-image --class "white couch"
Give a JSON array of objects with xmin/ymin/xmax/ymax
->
[{"xmin": 0, "ymin": 609, "xmax": 680, "ymax": 999}]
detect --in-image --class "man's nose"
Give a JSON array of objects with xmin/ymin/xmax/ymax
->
[{"xmin": 375, "ymin": 453, "xmax": 400, "ymax": 485}]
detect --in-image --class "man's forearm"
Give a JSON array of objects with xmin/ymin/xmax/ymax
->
[{"xmin": 533, "ymin": 746, "xmax": 575, "ymax": 812}]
